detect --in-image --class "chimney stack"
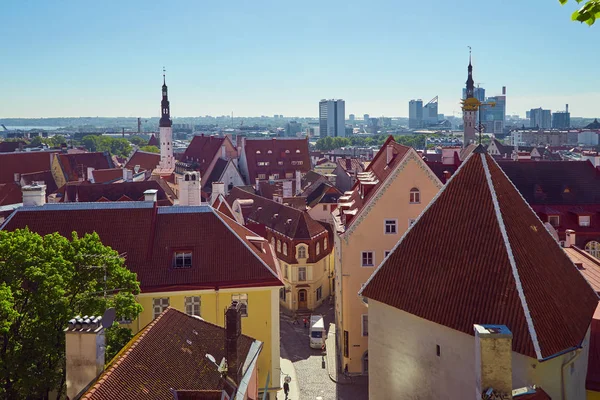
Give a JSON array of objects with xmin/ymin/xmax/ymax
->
[
  {"xmin": 295, "ymin": 170, "xmax": 302, "ymax": 195},
  {"xmin": 386, "ymin": 145, "xmax": 394, "ymax": 165},
  {"xmin": 282, "ymin": 180, "xmax": 293, "ymax": 198},
  {"xmin": 474, "ymin": 324, "xmax": 513, "ymax": 399},
  {"xmin": 221, "ymin": 145, "xmax": 226, "ymax": 160},
  {"xmin": 144, "ymin": 189, "xmax": 158, "ymax": 203},
  {"xmin": 65, "ymin": 315, "xmax": 105, "ymax": 400},
  {"xmin": 565, "ymin": 229, "xmax": 576, "ymax": 248},
  {"xmin": 22, "ymin": 184, "xmax": 46, "ymax": 206},
  {"xmin": 87, "ymin": 167, "xmax": 95, "ymax": 183},
  {"xmin": 225, "ymin": 302, "xmax": 243, "ymax": 384},
  {"xmin": 123, "ymin": 168, "xmax": 133, "ymax": 182},
  {"xmin": 211, "ymin": 182, "xmax": 225, "ymax": 205}
]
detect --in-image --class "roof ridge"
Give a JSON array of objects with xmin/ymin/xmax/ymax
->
[{"xmin": 481, "ymin": 152, "xmax": 543, "ymax": 360}]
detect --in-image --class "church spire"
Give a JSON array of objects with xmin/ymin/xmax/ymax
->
[
  {"xmin": 160, "ymin": 67, "xmax": 172, "ymax": 128},
  {"xmin": 466, "ymin": 47, "xmax": 475, "ymax": 99}
]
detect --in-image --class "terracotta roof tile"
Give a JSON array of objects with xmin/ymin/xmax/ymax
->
[
  {"xmin": 336, "ymin": 158, "xmax": 364, "ymax": 174},
  {"xmin": 64, "ymin": 181, "xmax": 173, "ymax": 205},
  {"xmin": 20, "ymin": 170, "xmax": 58, "ymax": 194},
  {"xmin": 182, "ymin": 135, "xmax": 225, "ymax": 175},
  {"xmin": 56, "ymin": 152, "xmax": 113, "ymax": 182},
  {"xmin": 1, "ymin": 204, "xmax": 282, "ymax": 292},
  {"xmin": 82, "ymin": 308, "xmax": 257, "ymax": 400},
  {"xmin": 361, "ymin": 147, "xmax": 598, "ymax": 360},
  {"xmin": 588, "ymin": 318, "xmax": 600, "ymax": 391},
  {"xmin": 0, "ymin": 141, "xmax": 25, "ymax": 153},
  {"xmin": 0, "ymin": 183, "xmax": 21, "ymax": 206},
  {"xmin": 243, "ymin": 138, "xmax": 310, "ymax": 183},
  {"xmin": 124, "ymin": 150, "xmax": 160, "ymax": 172},
  {"xmin": 147, "ymin": 134, "xmax": 159, "ymax": 147},
  {"xmin": 204, "ymin": 158, "xmax": 229, "ymax": 191},
  {"xmin": 0, "ymin": 151, "xmax": 55, "ymax": 184},
  {"xmin": 91, "ymin": 168, "xmax": 124, "ymax": 183}
]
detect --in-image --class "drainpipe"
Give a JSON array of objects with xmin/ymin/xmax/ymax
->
[
  {"xmin": 561, "ymin": 348, "xmax": 582, "ymax": 400},
  {"xmin": 215, "ymin": 287, "xmax": 220, "ymax": 325}
]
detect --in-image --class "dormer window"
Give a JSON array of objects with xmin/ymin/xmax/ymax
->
[
  {"xmin": 580, "ymin": 216, "xmax": 591, "ymax": 227},
  {"xmin": 324, "ymin": 237, "xmax": 328, "ymax": 250},
  {"xmin": 283, "ymin": 243, "xmax": 288, "ymax": 256},
  {"xmin": 277, "ymin": 240, "xmax": 281, "ymax": 252},
  {"xmin": 268, "ymin": 150, "xmax": 273, "ymax": 154},
  {"xmin": 298, "ymin": 245, "xmax": 307, "ymax": 259},
  {"xmin": 285, "ymin": 149, "xmax": 290, "ymax": 154},
  {"xmin": 409, "ymin": 188, "xmax": 420, "ymax": 204},
  {"xmin": 296, "ymin": 149, "xmax": 301, "ymax": 153},
  {"xmin": 316, "ymin": 242, "xmax": 320, "ymax": 256},
  {"xmin": 173, "ymin": 251, "xmax": 192, "ymax": 268},
  {"xmin": 256, "ymin": 150, "xmax": 261, "ymax": 154},
  {"xmin": 548, "ymin": 215, "xmax": 560, "ymax": 227}
]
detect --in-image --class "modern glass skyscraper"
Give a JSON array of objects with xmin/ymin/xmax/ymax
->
[
  {"xmin": 409, "ymin": 99, "xmax": 423, "ymax": 128},
  {"xmin": 319, "ymin": 99, "xmax": 346, "ymax": 138},
  {"xmin": 530, "ymin": 108, "xmax": 552, "ymax": 129}
]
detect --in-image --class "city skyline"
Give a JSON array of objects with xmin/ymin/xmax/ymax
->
[{"xmin": 3, "ymin": 0, "xmax": 600, "ymax": 118}]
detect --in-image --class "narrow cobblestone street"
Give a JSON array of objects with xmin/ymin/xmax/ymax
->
[{"xmin": 278, "ymin": 301, "xmax": 368, "ymax": 400}]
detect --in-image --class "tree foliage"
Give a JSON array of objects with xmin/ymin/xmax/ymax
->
[
  {"xmin": 129, "ymin": 136, "xmax": 147, "ymax": 146},
  {"xmin": 139, "ymin": 145, "xmax": 160, "ymax": 153},
  {"xmin": 80, "ymin": 135, "xmax": 132, "ymax": 158},
  {"xmin": 0, "ymin": 229, "xmax": 142, "ymax": 399},
  {"xmin": 560, "ymin": 0, "xmax": 600, "ymax": 25}
]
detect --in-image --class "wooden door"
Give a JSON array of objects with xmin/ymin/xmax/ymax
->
[{"xmin": 298, "ymin": 289, "xmax": 307, "ymax": 309}]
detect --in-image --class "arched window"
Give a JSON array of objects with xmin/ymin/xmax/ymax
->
[
  {"xmin": 586, "ymin": 241, "xmax": 600, "ymax": 258},
  {"xmin": 316, "ymin": 242, "xmax": 320, "ymax": 256},
  {"xmin": 283, "ymin": 243, "xmax": 288, "ymax": 256},
  {"xmin": 277, "ymin": 240, "xmax": 281, "ymax": 252},
  {"xmin": 324, "ymin": 237, "xmax": 328, "ymax": 250},
  {"xmin": 298, "ymin": 245, "xmax": 307, "ymax": 259},
  {"xmin": 409, "ymin": 188, "xmax": 420, "ymax": 204}
]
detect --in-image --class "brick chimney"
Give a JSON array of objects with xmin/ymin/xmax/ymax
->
[
  {"xmin": 22, "ymin": 184, "xmax": 46, "ymax": 206},
  {"xmin": 474, "ymin": 324, "xmax": 513, "ymax": 399},
  {"xmin": 226, "ymin": 301, "xmax": 243, "ymax": 384},
  {"xmin": 65, "ymin": 315, "xmax": 105, "ymax": 399}
]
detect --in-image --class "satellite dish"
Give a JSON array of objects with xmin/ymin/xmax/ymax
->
[
  {"xmin": 206, "ymin": 353, "xmax": 216, "ymax": 364},
  {"xmin": 102, "ymin": 308, "xmax": 116, "ymax": 329}
]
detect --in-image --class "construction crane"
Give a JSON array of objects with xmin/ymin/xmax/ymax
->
[
  {"xmin": 1, "ymin": 124, "xmax": 7, "ymax": 131},
  {"xmin": 476, "ymin": 82, "xmax": 485, "ymax": 88}
]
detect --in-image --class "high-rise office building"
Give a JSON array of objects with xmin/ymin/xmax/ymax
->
[
  {"xmin": 349, "ymin": 114, "xmax": 355, "ymax": 125},
  {"xmin": 409, "ymin": 99, "xmax": 423, "ymax": 128},
  {"xmin": 462, "ymin": 87, "xmax": 485, "ymax": 102},
  {"xmin": 480, "ymin": 91, "xmax": 506, "ymax": 135},
  {"xmin": 422, "ymin": 97, "xmax": 439, "ymax": 126},
  {"xmin": 552, "ymin": 104, "xmax": 571, "ymax": 129},
  {"xmin": 363, "ymin": 114, "xmax": 369, "ymax": 122},
  {"xmin": 319, "ymin": 99, "xmax": 346, "ymax": 138},
  {"xmin": 530, "ymin": 108, "xmax": 552, "ymax": 129}
]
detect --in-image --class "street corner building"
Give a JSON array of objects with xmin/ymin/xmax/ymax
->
[{"xmin": 359, "ymin": 145, "xmax": 599, "ymax": 399}]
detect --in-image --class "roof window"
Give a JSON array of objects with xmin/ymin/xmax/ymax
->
[{"xmin": 173, "ymin": 251, "xmax": 192, "ymax": 269}]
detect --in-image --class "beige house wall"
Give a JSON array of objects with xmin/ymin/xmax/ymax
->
[
  {"xmin": 279, "ymin": 251, "xmax": 332, "ymax": 311},
  {"xmin": 368, "ymin": 300, "xmax": 591, "ymax": 399},
  {"xmin": 335, "ymin": 150, "xmax": 442, "ymax": 374}
]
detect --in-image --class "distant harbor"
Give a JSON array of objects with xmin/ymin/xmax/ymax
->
[{"xmin": 3, "ymin": 126, "xmax": 62, "ymax": 131}]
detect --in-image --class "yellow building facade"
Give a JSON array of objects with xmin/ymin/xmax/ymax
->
[{"xmin": 333, "ymin": 144, "xmax": 442, "ymax": 374}]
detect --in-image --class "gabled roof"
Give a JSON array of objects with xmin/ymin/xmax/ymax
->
[
  {"xmin": 20, "ymin": 170, "xmax": 58, "ymax": 194},
  {"xmin": 63, "ymin": 181, "xmax": 174, "ymax": 205},
  {"xmin": 243, "ymin": 138, "xmax": 310, "ymax": 183},
  {"xmin": 424, "ymin": 162, "xmax": 458, "ymax": 184},
  {"xmin": 336, "ymin": 158, "xmax": 364, "ymax": 174},
  {"xmin": 81, "ymin": 308, "xmax": 259, "ymax": 400},
  {"xmin": 499, "ymin": 160, "xmax": 600, "ymax": 205},
  {"xmin": 304, "ymin": 182, "xmax": 341, "ymax": 207},
  {"xmin": 204, "ymin": 158, "xmax": 229, "ymax": 191},
  {"xmin": 0, "ymin": 141, "xmax": 25, "ymax": 153},
  {"xmin": 339, "ymin": 136, "xmax": 412, "ymax": 230},
  {"xmin": 124, "ymin": 150, "xmax": 160, "ymax": 172},
  {"xmin": 182, "ymin": 135, "xmax": 226, "ymax": 175},
  {"xmin": 586, "ymin": 119, "xmax": 600, "ymax": 130},
  {"xmin": 56, "ymin": 152, "xmax": 113, "ymax": 182},
  {"xmin": 226, "ymin": 187, "xmax": 327, "ymax": 239},
  {"xmin": 90, "ymin": 168, "xmax": 124, "ymax": 183},
  {"xmin": 0, "ymin": 183, "xmax": 21, "ymax": 206},
  {"xmin": 361, "ymin": 146, "xmax": 598, "ymax": 360},
  {"xmin": 1, "ymin": 204, "xmax": 282, "ymax": 292},
  {"xmin": 147, "ymin": 134, "xmax": 159, "ymax": 147},
  {"xmin": 0, "ymin": 151, "xmax": 55, "ymax": 184}
]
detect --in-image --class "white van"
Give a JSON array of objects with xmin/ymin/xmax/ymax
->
[{"xmin": 309, "ymin": 314, "xmax": 326, "ymax": 349}]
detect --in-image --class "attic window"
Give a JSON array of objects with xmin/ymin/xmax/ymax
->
[
  {"xmin": 256, "ymin": 150, "xmax": 261, "ymax": 154},
  {"xmin": 580, "ymin": 216, "xmax": 591, "ymax": 227},
  {"xmin": 564, "ymin": 187, "xmax": 571, "ymax": 193},
  {"xmin": 548, "ymin": 215, "xmax": 560, "ymax": 227},
  {"xmin": 285, "ymin": 150, "xmax": 290, "ymax": 154},
  {"xmin": 173, "ymin": 251, "xmax": 192, "ymax": 268},
  {"xmin": 268, "ymin": 150, "xmax": 273, "ymax": 154},
  {"xmin": 296, "ymin": 149, "xmax": 301, "ymax": 153},
  {"xmin": 279, "ymin": 161, "xmax": 285, "ymax": 166}
]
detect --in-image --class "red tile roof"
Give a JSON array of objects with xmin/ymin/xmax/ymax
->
[
  {"xmin": 56, "ymin": 152, "xmax": 113, "ymax": 182},
  {"xmin": 20, "ymin": 170, "xmax": 58, "ymax": 194},
  {"xmin": 63, "ymin": 181, "xmax": 174, "ymax": 205},
  {"xmin": 336, "ymin": 158, "xmax": 364, "ymax": 174},
  {"xmin": 91, "ymin": 168, "xmax": 124, "ymax": 183},
  {"xmin": 588, "ymin": 318, "xmax": 600, "ymax": 391},
  {"xmin": 81, "ymin": 308, "xmax": 258, "ymax": 400},
  {"xmin": 1, "ymin": 204, "xmax": 282, "ymax": 292},
  {"xmin": 0, "ymin": 151, "xmax": 55, "ymax": 184},
  {"xmin": 0, "ymin": 141, "xmax": 25, "ymax": 153},
  {"xmin": 147, "ymin": 134, "xmax": 159, "ymax": 147},
  {"xmin": 0, "ymin": 183, "xmax": 21, "ymax": 206},
  {"xmin": 425, "ymin": 161, "xmax": 458, "ymax": 184},
  {"xmin": 340, "ymin": 136, "xmax": 411, "ymax": 230},
  {"xmin": 182, "ymin": 135, "xmax": 226, "ymax": 175},
  {"xmin": 361, "ymin": 146, "xmax": 598, "ymax": 360},
  {"xmin": 124, "ymin": 150, "xmax": 160, "ymax": 172},
  {"xmin": 226, "ymin": 187, "xmax": 327, "ymax": 240},
  {"xmin": 243, "ymin": 138, "xmax": 310, "ymax": 183}
]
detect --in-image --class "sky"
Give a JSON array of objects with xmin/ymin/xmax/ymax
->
[{"xmin": 2, "ymin": 0, "xmax": 599, "ymax": 119}]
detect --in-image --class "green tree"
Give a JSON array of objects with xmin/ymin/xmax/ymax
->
[
  {"xmin": 30, "ymin": 136, "xmax": 43, "ymax": 147},
  {"xmin": 0, "ymin": 229, "xmax": 142, "ymax": 399},
  {"xmin": 96, "ymin": 137, "xmax": 132, "ymax": 158},
  {"xmin": 139, "ymin": 145, "xmax": 160, "ymax": 153},
  {"xmin": 560, "ymin": 0, "xmax": 600, "ymax": 25},
  {"xmin": 129, "ymin": 136, "xmax": 147, "ymax": 147},
  {"xmin": 81, "ymin": 135, "xmax": 99, "ymax": 152}
]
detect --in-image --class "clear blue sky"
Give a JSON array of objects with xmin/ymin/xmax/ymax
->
[{"xmin": 2, "ymin": 0, "xmax": 599, "ymax": 118}]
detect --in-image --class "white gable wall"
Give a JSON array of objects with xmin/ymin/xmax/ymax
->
[{"xmin": 368, "ymin": 300, "xmax": 590, "ymax": 400}]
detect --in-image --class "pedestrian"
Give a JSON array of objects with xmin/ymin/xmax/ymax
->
[
  {"xmin": 283, "ymin": 380, "xmax": 290, "ymax": 399},
  {"xmin": 292, "ymin": 313, "xmax": 298, "ymax": 325},
  {"xmin": 303, "ymin": 317, "xmax": 308, "ymax": 328}
]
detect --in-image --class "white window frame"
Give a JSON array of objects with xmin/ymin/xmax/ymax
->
[
  {"xmin": 548, "ymin": 215, "xmax": 560, "ymax": 227},
  {"xmin": 579, "ymin": 215, "xmax": 591, "ymax": 227},
  {"xmin": 361, "ymin": 251, "xmax": 374, "ymax": 267},
  {"xmin": 316, "ymin": 242, "xmax": 320, "ymax": 256},
  {"xmin": 173, "ymin": 251, "xmax": 192, "ymax": 268},
  {"xmin": 231, "ymin": 293, "xmax": 248, "ymax": 317},
  {"xmin": 384, "ymin": 219, "xmax": 398, "ymax": 235},
  {"xmin": 258, "ymin": 174, "xmax": 266, "ymax": 180},
  {"xmin": 298, "ymin": 245, "xmax": 307, "ymax": 259},
  {"xmin": 409, "ymin": 188, "xmax": 421, "ymax": 204},
  {"xmin": 153, "ymin": 297, "xmax": 170, "ymax": 319},
  {"xmin": 362, "ymin": 314, "xmax": 368, "ymax": 336},
  {"xmin": 277, "ymin": 240, "xmax": 281, "ymax": 252},
  {"xmin": 184, "ymin": 296, "xmax": 201, "ymax": 317},
  {"xmin": 283, "ymin": 242, "xmax": 288, "ymax": 256},
  {"xmin": 298, "ymin": 266, "xmax": 307, "ymax": 281}
]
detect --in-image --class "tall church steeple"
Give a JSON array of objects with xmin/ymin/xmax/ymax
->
[
  {"xmin": 466, "ymin": 47, "xmax": 475, "ymax": 99},
  {"xmin": 160, "ymin": 68, "xmax": 172, "ymax": 128}
]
